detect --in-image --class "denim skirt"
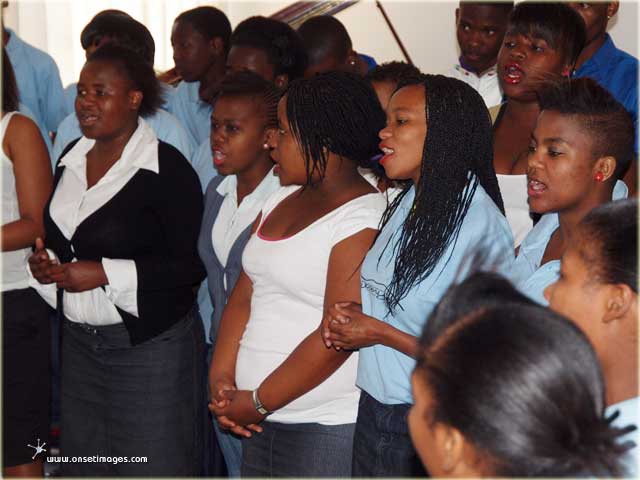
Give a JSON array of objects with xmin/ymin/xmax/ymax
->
[{"xmin": 59, "ymin": 308, "xmax": 205, "ymax": 476}]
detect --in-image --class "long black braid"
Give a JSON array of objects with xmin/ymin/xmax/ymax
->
[
  {"xmin": 379, "ymin": 74, "xmax": 504, "ymax": 312},
  {"xmin": 285, "ymin": 71, "xmax": 385, "ymax": 185}
]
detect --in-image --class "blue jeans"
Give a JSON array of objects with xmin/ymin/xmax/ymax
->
[
  {"xmin": 352, "ymin": 390, "xmax": 427, "ymax": 477},
  {"xmin": 242, "ymin": 421, "xmax": 355, "ymax": 477}
]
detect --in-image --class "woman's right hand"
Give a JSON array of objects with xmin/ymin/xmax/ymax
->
[
  {"xmin": 28, "ymin": 237, "xmax": 56, "ymax": 284},
  {"xmin": 208, "ymin": 372, "xmax": 262, "ymax": 437}
]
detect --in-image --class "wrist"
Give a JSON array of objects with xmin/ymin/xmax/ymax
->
[{"xmin": 252, "ymin": 387, "xmax": 271, "ymax": 416}]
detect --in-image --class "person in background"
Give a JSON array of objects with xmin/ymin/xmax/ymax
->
[
  {"xmin": 492, "ymin": 3, "xmax": 586, "ymax": 246},
  {"xmin": 323, "ymin": 74, "xmax": 513, "ymax": 477},
  {"xmin": 61, "ymin": 9, "xmax": 133, "ymax": 116},
  {"xmin": 168, "ymin": 6, "xmax": 231, "ymax": 146},
  {"xmin": 511, "ymin": 78, "xmax": 632, "ymax": 305},
  {"xmin": 2, "ymin": 47, "xmax": 53, "ymax": 479},
  {"xmin": 2, "ymin": 13, "xmax": 65, "ymax": 137},
  {"xmin": 298, "ymin": 15, "xmax": 377, "ymax": 78},
  {"xmin": 209, "ymin": 72, "xmax": 386, "ymax": 477},
  {"xmin": 27, "ymin": 45, "xmax": 205, "ymax": 476},
  {"xmin": 363, "ymin": 61, "xmax": 421, "ymax": 192},
  {"xmin": 569, "ymin": 1, "xmax": 638, "ymax": 192},
  {"xmin": 198, "ymin": 71, "xmax": 281, "ymax": 477},
  {"xmin": 410, "ymin": 287, "xmax": 634, "ymax": 477},
  {"xmin": 53, "ymin": 11, "xmax": 194, "ymax": 166},
  {"xmin": 545, "ymin": 198, "xmax": 638, "ymax": 477},
  {"xmin": 191, "ymin": 15, "xmax": 308, "ymax": 190},
  {"xmin": 447, "ymin": 1, "xmax": 513, "ymax": 109}
]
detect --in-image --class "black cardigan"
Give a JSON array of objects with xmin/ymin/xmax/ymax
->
[{"xmin": 46, "ymin": 140, "xmax": 206, "ymax": 345}]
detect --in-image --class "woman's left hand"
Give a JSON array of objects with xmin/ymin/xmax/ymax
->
[
  {"xmin": 47, "ymin": 260, "xmax": 108, "ymax": 292},
  {"xmin": 211, "ymin": 390, "xmax": 266, "ymax": 434},
  {"xmin": 326, "ymin": 302, "xmax": 384, "ymax": 350}
]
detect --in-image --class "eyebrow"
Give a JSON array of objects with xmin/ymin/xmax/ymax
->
[{"xmin": 542, "ymin": 137, "xmax": 570, "ymax": 145}]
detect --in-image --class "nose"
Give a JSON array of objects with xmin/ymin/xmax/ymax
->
[
  {"xmin": 468, "ymin": 30, "xmax": 482, "ymax": 48},
  {"xmin": 210, "ymin": 125, "xmax": 225, "ymax": 146},
  {"xmin": 379, "ymin": 124, "xmax": 391, "ymax": 140},
  {"xmin": 510, "ymin": 43, "xmax": 526, "ymax": 61}
]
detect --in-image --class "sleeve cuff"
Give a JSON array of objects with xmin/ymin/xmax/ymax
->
[{"xmin": 102, "ymin": 258, "xmax": 139, "ymax": 317}]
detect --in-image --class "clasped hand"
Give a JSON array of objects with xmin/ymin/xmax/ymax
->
[
  {"xmin": 208, "ymin": 375, "xmax": 264, "ymax": 438},
  {"xmin": 28, "ymin": 237, "xmax": 107, "ymax": 292},
  {"xmin": 321, "ymin": 301, "xmax": 382, "ymax": 351}
]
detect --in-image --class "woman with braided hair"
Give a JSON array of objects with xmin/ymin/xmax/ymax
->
[
  {"xmin": 323, "ymin": 74, "xmax": 514, "ymax": 476},
  {"xmin": 209, "ymin": 71, "xmax": 386, "ymax": 476}
]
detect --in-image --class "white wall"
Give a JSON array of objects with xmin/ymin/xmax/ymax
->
[{"xmin": 3, "ymin": 0, "xmax": 639, "ymax": 87}]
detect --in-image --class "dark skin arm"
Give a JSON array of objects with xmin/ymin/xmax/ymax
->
[
  {"xmin": 1, "ymin": 114, "xmax": 52, "ymax": 251},
  {"xmin": 211, "ymin": 228, "xmax": 378, "ymax": 427},
  {"xmin": 322, "ymin": 302, "xmax": 418, "ymax": 358}
]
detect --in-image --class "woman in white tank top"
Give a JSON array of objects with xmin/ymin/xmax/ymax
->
[
  {"xmin": 209, "ymin": 72, "xmax": 387, "ymax": 476},
  {"xmin": 1, "ymin": 49, "xmax": 53, "ymax": 478}
]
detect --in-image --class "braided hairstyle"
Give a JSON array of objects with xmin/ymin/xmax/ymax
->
[
  {"xmin": 215, "ymin": 70, "xmax": 281, "ymax": 129},
  {"xmin": 284, "ymin": 71, "xmax": 385, "ymax": 185},
  {"xmin": 379, "ymin": 74, "xmax": 504, "ymax": 312}
]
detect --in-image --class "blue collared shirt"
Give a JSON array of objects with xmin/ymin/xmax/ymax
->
[
  {"xmin": 574, "ymin": 34, "xmax": 638, "ymax": 151},
  {"xmin": 191, "ymin": 139, "xmax": 218, "ymax": 192},
  {"xmin": 166, "ymin": 81, "xmax": 213, "ymax": 147},
  {"xmin": 52, "ymin": 109, "xmax": 195, "ymax": 168},
  {"xmin": 5, "ymin": 28, "xmax": 66, "ymax": 134},
  {"xmin": 511, "ymin": 181, "xmax": 628, "ymax": 305},
  {"xmin": 607, "ymin": 396, "xmax": 639, "ymax": 478},
  {"xmin": 356, "ymin": 183, "xmax": 515, "ymax": 405}
]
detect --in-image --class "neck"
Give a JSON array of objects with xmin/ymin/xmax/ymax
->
[
  {"xmin": 557, "ymin": 185, "xmax": 613, "ymax": 250},
  {"xmin": 604, "ymin": 317, "xmax": 639, "ymax": 406},
  {"xmin": 198, "ymin": 61, "xmax": 225, "ymax": 102},
  {"xmin": 504, "ymin": 97, "xmax": 541, "ymax": 119},
  {"xmin": 236, "ymin": 157, "xmax": 273, "ymax": 204},
  {"xmin": 3, "ymin": 29, "xmax": 9, "ymax": 47},
  {"xmin": 575, "ymin": 32, "xmax": 608, "ymax": 71},
  {"xmin": 91, "ymin": 120, "xmax": 138, "ymax": 165},
  {"xmin": 308, "ymin": 155, "xmax": 365, "ymax": 197}
]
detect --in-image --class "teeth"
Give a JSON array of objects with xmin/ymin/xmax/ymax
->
[
  {"xmin": 213, "ymin": 150, "xmax": 225, "ymax": 160},
  {"xmin": 382, "ymin": 147, "xmax": 394, "ymax": 154},
  {"xmin": 529, "ymin": 180, "xmax": 546, "ymax": 191}
]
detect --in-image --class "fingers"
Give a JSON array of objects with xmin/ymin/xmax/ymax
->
[
  {"xmin": 35, "ymin": 237, "xmax": 45, "ymax": 251},
  {"xmin": 247, "ymin": 423, "xmax": 263, "ymax": 433}
]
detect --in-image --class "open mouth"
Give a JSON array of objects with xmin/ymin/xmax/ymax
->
[
  {"xmin": 527, "ymin": 178, "xmax": 547, "ymax": 197},
  {"xmin": 212, "ymin": 149, "xmax": 226, "ymax": 167},
  {"xmin": 379, "ymin": 145, "xmax": 395, "ymax": 164},
  {"xmin": 78, "ymin": 113, "xmax": 99, "ymax": 126},
  {"xmin": 503, "ymin": 64, "xmax": 525, "ymax": 84}
]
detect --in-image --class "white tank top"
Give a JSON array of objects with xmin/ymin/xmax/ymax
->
[
  {"xmin": 497, "ymin": 173, "xmax": 533, "ymax": 247},
  {"xmin": 2, "ymin": 112, "xmax": 31, "ymax": 291}
]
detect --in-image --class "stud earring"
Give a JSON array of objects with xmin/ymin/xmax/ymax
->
[
  {"xmin": 263, "ymin": 143, "xmax": 269, "ymax": 149},
  {"xmin": 594, "ymin": 172, "xmax": 605, "ymax": 182}
]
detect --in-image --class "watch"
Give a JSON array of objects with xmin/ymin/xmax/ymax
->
[{"xmin": 252, "ymin": 388, "xmax": 270, "ymax": 416}]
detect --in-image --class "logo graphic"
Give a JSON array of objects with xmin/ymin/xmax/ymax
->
[{"xmin": 27, "ymin": 438, "xmax": 47, "ymax": 460}]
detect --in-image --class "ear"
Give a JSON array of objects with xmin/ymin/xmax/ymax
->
[
  {"xmin": 263, "ymin": 127, "xmax": 277, "ymax": 150},
  {"xmin": 129, "ymin": 90, "xmax": 143, "ymax": 111},
  {"xmin": 593, "ymin": 156, "xmax": 617, "ymax": 182},
  {"xmin": 211, "ymin": 37, "xmax": 225, "ymax": 58},
  {"xmin": 455, "ymin": 8, "xmax": 460, "ymax": 24},
  {"xmin": 607, "ymin": 2, "xmax": 620, "ymax": 19},
  {"xmin": 274, "ymin": 74, "xmax": 289, "ymax": 89},
  {"xmin": 435, "ymin": 423, "xmax": 466, "ymax": 474},
  {"xmin": 603, "ymin": 283, "xmax": 634, "ymax": 323},
  {"xmin": 346, "ymin": 49, "xmax": 359, "ymax": 72}
]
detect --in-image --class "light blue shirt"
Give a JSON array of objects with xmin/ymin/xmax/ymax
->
[
  {"xmin": 192, "ymin": 139, "xmax": 217, "ymax": 192},
  {"xmin": 166, "ymin": 81, "xmax": 212, "ymax": 147},
  {"xmin": 18, "ymin": 103, "xmax": 53, "ymax": 162},
  {"xmin": 5, "ymin": 28, "xmax": 66, "ymax": 133},
  {"xmin": 52, "ymin": 109, "xmax": 195, "ymax": 167},
  {"xmin": 607, "ymin": 396, "xmax": 639, "ymax": 478},
  {"xmin": 511, "ymin": 181, "xmax": 628, "ymax": 305},
  {"xmin": 356, "ymin": 183, "xmax": 515, "ymax": 405},
  {"xmin": 63, "ymin": 83, "xmax": 77, "ymax": 117}
]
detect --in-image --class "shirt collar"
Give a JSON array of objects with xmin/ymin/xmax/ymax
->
[
  {"xmin": 456, "ymin": 57, "xmax": 498, "ymax": 78},
  {"xmin": 576, "ymin": 34, "xmax": 616, "ymax": 73},
  {"xmin": 60, "ymin": 117, "xmax": 159, "ymax": 177},
  {"xmin": 216, "ymin": 167, "xmax": 279, "ymax": 204}
]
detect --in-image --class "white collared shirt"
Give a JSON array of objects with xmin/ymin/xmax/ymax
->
[
  {"xmin": 446, "ymin": 63, "xmax": 503, "ymax": 109},
  {"xmin": 211, "ymin": 168, "xmax": 280, "ymax": 284},
  {"xmin": 28, "ymin": 118, "xmax": 159, "ymax": 325}
]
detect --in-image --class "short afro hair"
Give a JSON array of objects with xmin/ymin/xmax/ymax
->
[
  {"xmin": 87, "ymin": 44, "xmax": 163, "ymax": 118},
  {"xmin": 539, "ymin": 77, "xmax": 635, "ymax": 180},
  {"xmin": 365, "ymin": 61, "xmax": 421, "ymax": 86},
  {"xmin": 230, "ymin": 16, "xmax": 308, "ymax": 81},
  {"xmin": 175, "ymin": 6, "xmax": 231, "ymax": 55}
]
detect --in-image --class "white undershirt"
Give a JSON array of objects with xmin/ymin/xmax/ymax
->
[
  {"xmin": 446, "ymin": 63, "xmax": 503, "ymax": 109},
  {"xmin": 27, "ymin": 118, "xmax": 158, "ymax": 325},
  {"xmin": 211, "ymin": 168, "xmax": 279, "ymax": 288}
]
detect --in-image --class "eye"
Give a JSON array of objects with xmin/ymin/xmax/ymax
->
[
  {"xmin": 504, "ymin": 40, "xmax": 515, "ymax": 48},
  {"xmin": 225, "ymin": 124, "xmax": 239, "ymax": 134},
  {"xmin": 548, "ymin": 148, "xmax": 562, "ymax": 157},
  {"xmin": 486, "ymin": 29, "xmax": 496, "ymax": 36},
  {"xmin": 462, "ymin": 24, "xmax": 470, "ymax": 32},
  {"xmin": 278, "ymin": 128, "xmax": 286, "ymax": 136},
  {"xmin": 211, "ymin": 121, "xmax": 219, "ymax": 131},
  {"xmin": 95, "ymin": 89, "xmax": 106, "ymax": 97},
  {"xmin": 396, "ymin": 117, "xmax": 408, "ymax": 125},
  {"xmin": 527, "ymin": 144, "xmax": 536, "ymax": 154},
  {"xmin": 532, "ymin": 44, "xmax": 545, "ymax": 53}
]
